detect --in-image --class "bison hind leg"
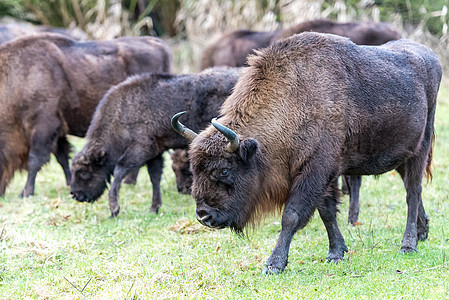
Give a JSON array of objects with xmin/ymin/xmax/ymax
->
[
  {"xmin": 319, "ymin": 180, "xmax": 348, "ymax": 262},
  {"xmin": 396, "ymin": 160, "xmax": 427, "ymax": 253},
  {"xmin": 347, "ymin": 175, "xmax": 362, "ymax": 225},
  {"xmin": 21, "ymin": 130, "xmax": 59, "ymax": 198}
]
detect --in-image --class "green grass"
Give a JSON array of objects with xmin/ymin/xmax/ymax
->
[{"xmin": 1, "ymin": 85, "xmax": 449, "ymax": 299}]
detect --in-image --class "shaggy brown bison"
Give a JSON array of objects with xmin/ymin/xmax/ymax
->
[
  {"xmin": 173, "ymin": 32, "xmax": 441, "ymax": 274},
  {"xmin": 70, "ymin": 67, "xmax": 241, "ymax": 217},
  {"xmin": 0, "ymin": 33, "xmax": 171, "ymax": 197},
  {"xmin": 201, "ymin": 19, "xmax": 401, "ymax": 225},
  {"xmin": 200, "ymin": 19, "xmax": 400, "ymax": 69}
]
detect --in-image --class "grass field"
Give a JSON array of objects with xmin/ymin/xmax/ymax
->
[{"xmin": 0, "ymin": 85, "xmax": 448, "ymax": 299}]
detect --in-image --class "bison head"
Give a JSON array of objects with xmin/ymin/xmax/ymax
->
[
  {"xmin": 170, "ymin": 149, "xmax": 193, "ymax": 194},
  {"xmin": 172, "ymin": 112, "xmax": 265, "ymax": 233},
  {"xmin": 70, "ymin": 149, "xmax": 110, "ymax": 203}
]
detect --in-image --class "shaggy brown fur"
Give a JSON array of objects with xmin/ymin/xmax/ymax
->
[
  {"xmin": 181, "ymin": 33, "xmax": 441, "ymax": 274},
  {"xmin": 70, "ymin": 67, "xmax": 241, "ymax": 217},
  {"xmin": 0, "ymin": 33, "xmax": 171, "ymax": 197},
  {"xmin": 200, "ymin": 19, "xmax": 400, "ymax": 69}
]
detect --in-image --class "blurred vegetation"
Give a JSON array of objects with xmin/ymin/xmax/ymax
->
[
  {"xmin": 323, "ymin": 0, "xmax": 448, "ymax": 36},
  {"xmin": 0, "ymin": 0, "xmax": 447, "ymax": 37},
  {"xmin": 0, "ymin": 0, "xmax": 447, "ymax": 72}
]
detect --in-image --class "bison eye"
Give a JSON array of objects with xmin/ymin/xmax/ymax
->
[
  {"xmin": 219, "ymin": 168, "xmax": 229, "ymax": 177},
  {"xmin": 78, "ymin": 170, "xmax": 90, "ymax": 180}
]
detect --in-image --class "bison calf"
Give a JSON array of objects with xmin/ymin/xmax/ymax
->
[
  {"xmin": 174, "ymin": 33, "xmax": 441, "ymax": 274},
  {"xmin": 0, "ymin": 33, "xmax": 171, "ymax": 197},
  {"xmin": 70, "ymin": 67, "xmax": 241, "ymax": 217}
]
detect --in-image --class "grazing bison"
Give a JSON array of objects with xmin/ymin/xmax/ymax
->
[
  {"xmin": 0, "ymin": 33, "xmax": 171, "ymax": 197},
  {"xmin": 200, "ymin": 19, "xmax": 400, "ymax": 69},
  {"xmin": 173, "ymin": 33, "xmax": 441, "ymax": 274},
  {"xmin": 70, "ymin": 67, "xmax": 241, "ymax": 217}
]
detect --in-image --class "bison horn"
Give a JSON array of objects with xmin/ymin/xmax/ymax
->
[
  {"xmin": 171, "ymin": 111, "xmax": 198, "ymax": 142},
  {"xmin": 211, "ymin": 118, "xmax": 240, "ymax": 153}
]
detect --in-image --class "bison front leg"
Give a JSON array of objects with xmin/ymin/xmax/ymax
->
[
  {"xmin": 262, "ymin": 202, "xmax": 314, "ymax": 274},
  {"xmin": 147, "ymin": 154, "xmax": 164, "ymax": 213},
  {"xmin": 262, "ymin": 164, "xmax": 343, "ymax": 274},
  {"xmin": 109, "ymin": 146, "xmax": 149, "ymax": 217},
  {"xmin": 108, "ymin": 166, "xmax": 127, "ymax": 217}
]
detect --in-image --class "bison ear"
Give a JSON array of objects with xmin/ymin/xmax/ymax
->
[
  {"xmin": 239, "ymin": 139, "xmax": 260, "ymax": 163},
  {"xmin": 93, "ymin": 149, "xmax": 106, "ymax": 166}
]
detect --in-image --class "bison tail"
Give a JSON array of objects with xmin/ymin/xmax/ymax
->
[{"xmin": 424, "ymin": 130, "xmax": 435, "ymax": 184}]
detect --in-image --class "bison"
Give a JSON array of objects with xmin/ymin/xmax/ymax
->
[
  {"xmin": 0, "ymin": 33, "xmax": 171, "ymax": 197},
  {"xmin": 173, "ymin": 32, "xmax": 442, "ymax": 274},
  {"xmin": 201, "ymin": 19, "xmax": 402, "ymax": 225},
  {"xmin": 200, "ymin": 19, "xmax": 401, "ymax": 69},
  {"xmin": 70, "ymin": 67, "xmax": 241, "ymax": 217}
]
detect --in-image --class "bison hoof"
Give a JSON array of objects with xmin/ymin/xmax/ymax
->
[
  {"xmin": 348, "ymin": 216, "xmax": 359, "ymax": 225},
  {"xmin": 20, "ymin": 190, "xmax": 33, "ymax": 198},
  {"xmin": 261, "ymin": 265, "xmax": 284, "ymax": 275},
  {"xmin": 327, "ymin": 244, "xmax": 348, "ymax": 263},
  {"xmin": 150, "ymin": 207, "xmax": 160, "ymax": 214},
  {"xmin": 400, "ymin": 245, "xmax": 417, "ymax": 253},
  {"xmin": 326, "ymin": 253, "xmax": 345, "ymax": 263},
  {"xmin": 110, "ymin": 209, "xmax": 120, "ymax": 218}
]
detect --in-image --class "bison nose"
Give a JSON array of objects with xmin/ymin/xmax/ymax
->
[
  {"xmin": 177, "ymin": 186, "xmax": 183, "ymax": 193},
  {"xmin": 196, "ymin": 209, "xmax": 212, "ymax": 227},
  {"xmin": 71, "ymin": 191, "xmax": 85, "ymax": 202}
]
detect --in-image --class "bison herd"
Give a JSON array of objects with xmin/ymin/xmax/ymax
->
[{"xmin": 0, "ymin": 19, "xmax": 442, "ymax": 274}]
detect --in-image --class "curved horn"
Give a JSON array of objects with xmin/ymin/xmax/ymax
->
[
  {"xmin": 171, "ymin": 111, "xmax": 198, "ymax": 142},
  {"xmin": 211, "ymin": 118, "xmax": 240, "ymax": 153}
]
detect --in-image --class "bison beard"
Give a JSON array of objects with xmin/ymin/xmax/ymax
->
[{"xmin": 173, "ymin": 32, "xmax": 441, "ymax": 274}]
